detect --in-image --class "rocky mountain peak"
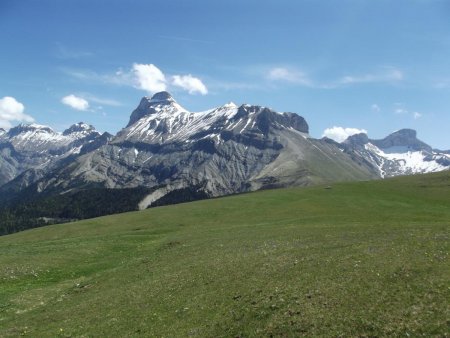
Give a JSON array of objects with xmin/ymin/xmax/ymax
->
[
  {"xmin": 392, "ymin": 128, "xmax": 416, "ymax": 139},
  {"xmin": 7, "ymin": 123, "xmax": 55, "ymax": 137},
  {"xmin": 372, "ymin": 128, "xmax": 431, "ymax": 151},
  {"xmin": 344, "ymin": 133, "xmax": 369, "ymax": 146},
  {"xmin": 149, "ymin": 91, "xmax": 175, "ymax": 103},
  {"xmin": 63, "ymin": 122, "xmax": 96, "ymax": 136},
  {"xmin": 127, "ymin": 92, "xmax": 183, "ymax": 127},
  {"xmin": 223, "ymin": 101, "xmax": 237, "ymax": 108}
]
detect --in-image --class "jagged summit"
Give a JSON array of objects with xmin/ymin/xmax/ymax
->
[
  {"xmin": 63, "ymin": 122, "xmax": 96, "ymax": 136},
  {"xmin": 1, "ymin": 93, "xmax": 448, "ymax": 231},
  {"xmin": 149, "ymin": 91, "xmax": 175, "ymax": 103},
  {"xmin": 7, "ymin": 123, "xmax": 55, "ymax": 137},
  {"xmin": 127, "ymin": 92, "xmax": 185, "ymax": 127},
  {"xmin": 0, "ymin": 120, "xmax": 107, "ymax": 187},
  {"xmin": 223, "ymin": 101, "xmax": 237, "ymax": 108},
  {"xmin": 118, "ymin": 93, "xmax": 310, "ymax": 145}
]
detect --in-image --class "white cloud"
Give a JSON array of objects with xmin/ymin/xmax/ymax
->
[
  {"xmin": 339, "ymin": 67, "xmax": 403, "ymax": 85},
  {"xmin": 171, "ymin": 74, "xmax": 208, "ymax": 95},
  {"xmin": 56, "ymin": 43, "xmax": 93, "ymax": 59},
  {"xmin": 132, "ymin": 63, "xmax": 167, "ymax": 93},
  {"xmin": 395, "ymin": 108, "xmax": 408, "ymax": 114},
  {"xmin": 371, "ymin": 104, "xmax": 381, "ymax": 113},
  {"xmin": 66, "ymin": 63, "xmax": 208, "ymax": 96},
  {"xmin": 393, "ymin": 104, "xmax": 423, "ymax": 120},
  {"xmin": 322, "ymin": 126, "xmax": 368, "ymax": 143},
  {"xmin": 267, "ymin": 67, "xmax": 311, "ymax": 86},
  {"xmin": 81, "ymin": 94, "xmax": 122, "ymax": 107},
  {"xmin": 0, "ymin": 96, "xmax": 34, "ymax": 129},
  {"xmin": 262, "ymin": 66, "xmax": 402, "ymax": 89},
  {"xmin": 61, "ymin": 94, "xmax": 90, "ymax": 111}
]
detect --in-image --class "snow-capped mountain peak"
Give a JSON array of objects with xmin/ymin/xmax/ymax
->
[
  {"xmin": 63, "ymin": 122, "xmax": 97, "ymax": 136},
  {"xmin": 342, "ymin": 129, "xmax": 449, "ymax": 177},
  {"xmin": 0, "ymin": 121, "xmax": 107, "ymax": 187},
  {"xmin": 223, "ymin": 101, "xmax": 238, "ymax": 108},
  {"xmin": 116, "ymin": 92, "xmax": 309, "ymax": 145},
  {"xmin": 1, "ymin": 121, "xmax": 102, "ymax": 155},
  {"xmin": 8, "ymin": 123, "xmax": 56, "ymax": 137},
  {"xmin": 148, "ymin": 91, "xmax": 176, "ymax": 103},
  {"xmin": 127, "ymin": 91, "xmax": 187, "ymax": 127}
]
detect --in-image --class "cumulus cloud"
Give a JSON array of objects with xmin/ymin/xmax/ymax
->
[
  {"xmin": 322, "ymin": 126, "xmax": 368, "ymax": 143},
  {"xmin": 0, "ymin": 96, "xmax": 34, "ymax": 129},
  {"xmin": 171, "ymin": 74, "xmax": 208, "ymax": 95},
  {"xmin": 132, "ymin": 63, "xmax": 167, "ymax": 93},
  {"xmin": 61, "ymin": 94, "xmax": 90, "ymax": 111},
  {"xmin": 64, "ymin": 63, "xmax": 208, "ymax": 95},
  {"xmin": 267, "ymin": 67, "xmax": 311, "ymax": 86},
  {"xmin": 107, "ymin": 63, "xmax": 208, "ymax": 95}
]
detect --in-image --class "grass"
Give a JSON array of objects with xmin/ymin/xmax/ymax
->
[{"xmin": 0, "ymin": 171, "xmax": 449, "ymax": 337}]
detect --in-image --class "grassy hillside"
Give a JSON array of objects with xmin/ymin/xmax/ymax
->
[{"xmin": 0, "ymin": 172, "xmax": 449, "ymax": 337}]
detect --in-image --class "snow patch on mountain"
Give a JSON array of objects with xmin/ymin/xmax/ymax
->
[
  {"xmin": 116, "ymin": 91, "xmax": 309, "ymax": 146},
  {"xmin": 0, "ymin": 121, "xmax": 106, "ymax": 187},
  {"xmin": 364, "ymin": 143, "xmax": 448, "ymax": 178},
  {"xmin": 5, "ymin": 122, "xmax": 100, "ymax": 152}
]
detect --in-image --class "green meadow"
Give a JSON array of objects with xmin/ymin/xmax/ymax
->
[{"xmin": 0, "ymin": 172, "xmax": 449, "ymax": 337}]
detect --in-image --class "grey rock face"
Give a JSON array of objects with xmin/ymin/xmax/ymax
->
[
  {"xmin": 127, "ymin": 92, "xmax": 176, "ymax": 127},
  {"xmin": 7, "ymin": 92, "xmax": 446, "ymax": 213},
  {"xmin": 341, "ymin": 129, "xmax": 449, "ymax": 177},
  {"xmin": 343, "ymin": 133, "xmax": 369, "ymax": 147},
  {"xmin": 371, "ymin": 129, "xmax": 431, "ymax": 152},
  {"xmin": 27, "ymin": 92, "xmax": 374, "ymax": 208},
  {"xmin": 0, "ymin": 122, "xmax": 105, "ymax": 187}
]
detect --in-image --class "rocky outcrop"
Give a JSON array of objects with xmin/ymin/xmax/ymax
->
[{"xmin": 371, "ymin": 129, "xmax": 432, "ymax": 152}]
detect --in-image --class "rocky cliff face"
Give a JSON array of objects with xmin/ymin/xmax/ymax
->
[
  {"xmin": 3, "ymin": 92, "xmax": 447, "ymax": 213},
  {"xmin": 2, "ymin": 92, "xmax": 448, "ymax": 235},
  {"xmin": 341, "ymin": 129, "xmax": 450, "ymax": 177},
  {"xmin": 17, "ymin": 92, "xmax": 374, "ymax": 208},
  {"xmin": 0, "ymin": 122, "xmax": 108, "ymax": 187}
]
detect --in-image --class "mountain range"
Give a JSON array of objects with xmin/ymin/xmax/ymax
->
[{"xmin": 0, "ymin": 92, "xmax": 448, "ymax": 233}]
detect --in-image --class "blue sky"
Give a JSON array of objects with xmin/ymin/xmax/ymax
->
[{"xmin": 1, "ymin": 0, "xmax": 450, "ymax": 148}]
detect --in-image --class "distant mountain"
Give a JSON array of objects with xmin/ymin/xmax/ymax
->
[
  {"xmin": 20, "ymin": 92, "xmax": 375, "ymax": 210},
  {"xmin": 0, "ymin": 122, "xmax": 108, "ymax": 187},
  {"xmin": 340, "ymin": 129, "xmax": 450, "ymax": 177},
  {"xmin": 0, "ymin": 92, "xmax": 448, "ymax": 235}
]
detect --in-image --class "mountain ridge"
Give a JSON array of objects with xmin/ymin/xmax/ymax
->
[
  {"xmin": 0, "ymin": 122, "xmax": 108, "ymax": 187},
  {"xmin": 341, "ymin": 129, "xmax": 449, "ymax": 177},
  {"xmin": 22, "ymin": 92, "xmax": 373, "ymax": 203},
  {"xmin": 0, "ymin": 92, "xmax": 448, "ymax": 234}
]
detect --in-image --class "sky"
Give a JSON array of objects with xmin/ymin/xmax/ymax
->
[{"xmin": 1, "ymin": 0, "xmax": 450, "ymax": 149}]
